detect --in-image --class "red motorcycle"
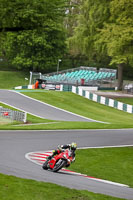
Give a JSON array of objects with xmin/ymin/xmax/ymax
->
[{"xmin": 42, "ymin": 149, "xmax": 73, "ymax": 172}]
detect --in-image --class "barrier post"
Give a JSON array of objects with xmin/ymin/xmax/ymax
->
[{"xmin": 23, "ymin": 112, "xmax": 27, "ymax": 123}]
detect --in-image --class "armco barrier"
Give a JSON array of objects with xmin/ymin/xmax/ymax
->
[
  {"xmin": 72, "ymin": 86, "xmax": 133, "ymax": 114},
  {"xmin": 0, "ymin": 107, "xmax": 27, "ymax": 122}
]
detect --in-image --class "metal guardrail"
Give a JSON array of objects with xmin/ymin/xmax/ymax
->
[
  {"xmin": 42, "ymin": 66, "xmax": 97, "ymax": 78},
  {"xmin": 0, "ymin": 107, "xmax": 27, "ymax": 123}
]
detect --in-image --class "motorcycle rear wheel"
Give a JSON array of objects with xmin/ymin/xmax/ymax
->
[{"xmin": 53, "ymin": 159, "xmax": 66, "ymax": 172}]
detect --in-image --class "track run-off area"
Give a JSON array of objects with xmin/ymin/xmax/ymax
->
[{"xmin": 0, "ymin": 129, "xmax": 133, "ymax": 199}]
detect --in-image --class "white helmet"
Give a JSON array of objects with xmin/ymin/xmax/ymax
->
[{"xmin": 70, "ymin": 142, "xmax": 77, "ymax": 150}]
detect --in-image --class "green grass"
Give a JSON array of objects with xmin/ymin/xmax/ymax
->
[
  {"xmin": 0, "ymin": 71, "xmax": 132, "ymax": 199},
  {"xmin": 0, "ymin": 101, "xmax": 61, "ymax": 129},
  {"xmin": 0, "ymin": 117, "xmax": 12, "ymax": 124},
  {"xmin": 115, "ymin": 98, "xmax": 133, "ymax": 105},
  {"xmin": 0, "ymin": 71, "xmax": 29, "ymax": 89},
  {"xmin": 0, "ymin": 102, "xmax": 53, "ymax": 125},
  {"xmin": 1, "ymin": 91, "xmax": 133, "ymax": 129},
  {"xmin": 21, "ymin": 91, "xmax": 133, "ymax": 126},
  {"xmin": 69, "ymin": 147, "xmax": 133, "ymax": 188},
  {"xmin": 1, "ymin": 121, "xmax": 132, "ymax": 130},
  {"xmin": 0, "ymin": 173, "xmax": 124, "ymax": 200}
]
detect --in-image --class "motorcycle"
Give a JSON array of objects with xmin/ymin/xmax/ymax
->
[{"xmin": 42, "ymin": 149, "xmax": 73, "ymax": 172}]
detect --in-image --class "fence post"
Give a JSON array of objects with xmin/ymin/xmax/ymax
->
[{"xmin": 23, "ymin": 112, "xmax": 27, "ymax": 123}]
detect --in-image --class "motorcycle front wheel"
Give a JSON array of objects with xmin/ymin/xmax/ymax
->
[
  {"xmin": 42, "ymin": 160, "xmax": 49, "ymax": 170},
  {"xmin": 53, "ymin": 159, "xmax": 66, "ymax": 172}
]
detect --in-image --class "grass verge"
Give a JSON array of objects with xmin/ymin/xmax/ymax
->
[
  {"xmin": 69, "ymin": 147, "xmax": 133, "ymax": 188},
  {"xmin": 0, "ymin": 173, "xmax": 124, "ymax": 200},
  {"xmin": 0, "ymin": 117, "xmax": 12, "ymax": 125},
  {"xmin": 21, "ymin": 91, "xmax": 133, "ymax": 127},
  {"xmin": 115, "ymin": 98, "xmax": 133, "ymax": 105},
  {"xmin": 0, "ymin": 102, "xmax": 54, "ymax": 126},
  {"xmin": 0, "ymin": 71, "xmax": 29, "ymax": 89},
  {"xmin": 1, "ymin": 91, "xmax": 133, "ymax": 129},
  {"xmin": 21, "ymin": 91, "xmax": 133, "ymax": 123}
]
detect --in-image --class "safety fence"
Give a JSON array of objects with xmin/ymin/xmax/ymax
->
[
  {"xmin": 0, "ymin": 107, "xmax": 27, "ymax": 122},
  {"xmin": 72, "ymin": 86, "xmax": 133, "ymax": 114}
]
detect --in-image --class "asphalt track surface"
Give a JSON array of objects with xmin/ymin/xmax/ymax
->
[
  {"xmin": 0, "ymin": 89, "xmax": 100, "ymax": 122},
  {"xmin": 0, "ymin": 129, "xmax": 133, "ymax": 199}
]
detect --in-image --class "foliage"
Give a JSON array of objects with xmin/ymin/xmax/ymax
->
[
  {"xmin": 0, "ymin": 0, "xmax": 68, "ymax": 72},
  {"xmin": 65, "ymin": 0, "xmax": 82, "ymax": 37},
  {"xmin": 67, "ymin": 0, "xmax": 133, "ymax": 88},
  {"xmin": 97, "ymin": 0, "xmax": 133, "ymax": 66},
  {"xmin": 68, "ymin": 0, "xmax": 111, "ymax": 63},
  {"xmin": 68, "ymin": 0, "xmax": 133, "ymax": 67}
]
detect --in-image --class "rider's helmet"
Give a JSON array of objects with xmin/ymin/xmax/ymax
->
[
  {"xmin": 70, "ymin": 142, "xmax": 77, "ymax": 150},
  {"xmin": 58, "ymin": 145, "xmax": 62, "ymax": 151}
]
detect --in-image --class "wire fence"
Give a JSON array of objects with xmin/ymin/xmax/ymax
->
[{"xmin": 0, "ymin": 107, "xmax": 27, "ymax": 123}]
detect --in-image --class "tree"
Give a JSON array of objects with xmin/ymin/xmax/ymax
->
[
  {"xmin": 68, "ymin": 0, "xmax": 111, "ymax": 63},
  {"xmin": 97, "ymin": 0, "xmax": 133, "ymax": 89},
  {"xmin": 0, "ymin": 0, "xmax": 68, "ymax": 72},
  {"xmin": 65, "ymin": 0, "xmax": 81, "ymax": 37},
  {"xmin": 68, "ymin": 0, "xmax": 133, "ymax": 89}
]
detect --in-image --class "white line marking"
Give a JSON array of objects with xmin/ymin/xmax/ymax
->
[
  {"xmin": 61, "ymin": 169, "xmax": 129, "ymax": 187},
  {"xmin": 25, "ymin": 151, "xmax": 53, "ymax": 166},
  {"xmin": 25, "ymin": 148, "xmax": 131, "ymax": 188},
  {"xmin": 8, "ymin": 90, "xmax": 107, "ymax": 123},
  {"xmin": 0, "ymin": 100, "xmax": 45, "ymax": 120},
  {"xmin": 78, "ymin": 144, "xmax": 133, "ymax": 149},
  {"xmin": 13, "ymin": 122, "xmax": 60, "ymax": 126},
  {"xmin": 1, "ymin": 129, "xmax": 133, "ymax": 132}
]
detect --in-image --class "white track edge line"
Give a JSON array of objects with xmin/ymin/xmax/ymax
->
[
  {"xmin": 0, "ymin": 100, "xmax": 47, "ymax": 120},
  {"xmin": 25, "ymin": 149, "xmax": 129, "ymax": 188},
  {"xmin": 1, "ymin": 129, "xmax": 133, "ymax": 132},
  {"xmin": 9, "ymin": 90, "xmax": 108, "ymax": 124},
  {"xmin": 78, "ymin": 144, "xmax": 133, "ymax": 149}
]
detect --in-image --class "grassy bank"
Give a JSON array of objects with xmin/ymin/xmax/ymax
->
[
  {"xmin": 0, "ymin": 173, "xmax": 124, "ymax": 200},
  {"xmin": 69, "ymin": 147, "xmax": 133, "ymax": 188},
  {"xmin": 1, "ymin": 121, "xmax": 133, "ymax": 130},
  {"xmin": 1, "ymin": 91, "xmax": 133, "ymax": 129},
  {"xmin": 0, "ymin": 71, "xmax": 29, "ymax": 89},
  {"xmin": 21, "ymin": 91, "xmax": 133, "ymax": 126},
  {"xmin": 0, "ymin": 72, "xmax": 132, "ymax": 199},
  {"xmin": 115, "ymin": 98, "xmax": 133, "ymax": 105},
  {"xmin": 0, "ymin": 102, "xmax": 54, "ymax": 125}
]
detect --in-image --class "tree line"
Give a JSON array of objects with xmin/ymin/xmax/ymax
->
[{"xmin": 0, "ymin": 0, "xmax": 133, "ymax": 89}]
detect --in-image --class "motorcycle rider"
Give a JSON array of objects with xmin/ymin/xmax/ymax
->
[{"xmin": 47, "ymin": 142, "xmax": 77, "ymax": 163}]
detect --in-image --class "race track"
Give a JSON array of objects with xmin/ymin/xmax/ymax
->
[
  {"xmin": 0, "ymin": 129, "xmax": 133, "ymax": 199},
  {"xmin": 0, "ymin": 89, "xmax": 133, "ymax": 199},
  {"xmin": 0, "ymin": 89, "xmax": 101, "ymax": 122}
]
